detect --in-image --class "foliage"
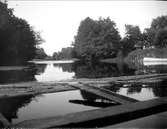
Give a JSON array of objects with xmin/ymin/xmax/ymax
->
[
  {"xmin": 121, "ymin": 25, "xmax": 143, "ymax": 56},
  {"xmin": 35, "ymin": 47, "xmax": 48, "ymax": 59},
  {"xmin": 0, "ymin": 1, "xmax": 43, "ymax": 65},
  {"xmin": 52, "ymin": 47, "xmax": 73, "ymax": 60},
  {"xmin": 125, "ymin": 48, "xmax": 167, "ymax": 68},
  {"xmin": 154, "ymin": 28, "xmax": 167, "ymax": 48},
  {"xmin": 143, "ymin": 15, "xmax": 167, "ymax": 48},
  {"xmin": 73, "ymin": 17, "xmax": 121, "ymax": 61}
]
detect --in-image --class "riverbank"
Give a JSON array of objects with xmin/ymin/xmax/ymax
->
[
  {"xmin": 100, "ymin": 48, "xmax": 167, "ymax": 66},
  {"xmin": 125, "ymin": 48, "xmax": 167, "ymax": 64},
  {"xmin": 31, "ymin": 58, "xmax": 79, "ymax": 62},
  {"xmin": 0, "ymin": 66, "xmax": 29, "ymax": 71}
]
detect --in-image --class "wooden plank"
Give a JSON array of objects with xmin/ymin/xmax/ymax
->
[
  {"xmin": 70, "ymin": 83, "xmax": 138, "ymax": 104},
  {"xmin": 0, "ymin": 113, "xmax": 10, "ymax": 127},
  {"xmin": 13, "ymin": 97, "xmax": 167, "ymax": 128}
]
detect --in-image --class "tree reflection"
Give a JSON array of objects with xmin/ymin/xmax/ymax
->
[
  {"xmin": 72, "ymin": 61, "xmax": 135, "ymax": 78},
  {"xmin": 69, "ymin": 90, "xmax": 118, "ymax": 108},
  {"xmin": 0, "ymin": 63, "xmax": 48, "ymax": 84},
  {"xmin": 35, "ymin": 64, "xmax": 47, "ymax": 75},
  {"xmin": 127, "ymin": 85, "xmax": 142, "ymax": 94},
  {"xmin": 127, "ymin": 60, "xmax": 167, "ymax": 75},
  {"xmin": 152, "ymin": 87, "xmax": 167, "ymax": 97},
  {"xmin": 152, "ymin": 79, "xmax": 167, "ymax": 97},
  {"xmin": 0, "ymin": 67, "xmax": 37, "ymax": 84},
  {"xmin": 53, "ymin": 63, "xmax": 73, "ymax": 73},
  {"xmin": 0, "ymin": 95, "xmax": 34, "ymax": 123}
]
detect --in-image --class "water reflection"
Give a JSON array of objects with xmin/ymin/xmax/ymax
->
[
  {"xmin": 35, "ymin": 63, "xmax": 75, "ymax": 82},
  {"xmin": 71, "ymin": 90, "xmax": 118, "ymax": 108},
  {"xmin": 35, "ymin": 64, "xmax": 47, "ymax": 75},
  {"xmin": 127, "ymin": 85, "xmax": 142, "ymax": 94},
  {"xmin": 72, "ymin": 61, "xmax": 135, "ymax": 78},
  {"xmin": 152, "ymin": 86, "xmax": 167, "ymax": 97},
  {"xmin": 1, "ymin": 60, "xmax": 167, "ymax": 101},
  {"xmin": 1, "ymin": 60, "xmax": 167, "ymax": 84},
  {"xmin": 103, "ymin": 82, "xmax": 167, "ymax": 101},
  {"xmin": 0, "ymin": 95, "xmax": 34, "ymax": 123},
  {"xmin": 34, "ymin": 61, "xmax": 135, "ymax": 82},
  {"xmin": 53, "ymin": 63, "xmax": 73, "ymax": 73},
  {"xmin": 0, "ymin": 67, "xmax": 37, "ymax": 84},
  {"xmin": 0, "ymin": 90, "xmax": 114, "ymax": 125}
]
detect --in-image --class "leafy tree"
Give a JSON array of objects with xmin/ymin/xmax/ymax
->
[
  {"xmin": 143, "ymin": 15, "xmax": 167, "ymax": 47},
  {"xmin": 73, "ymin": 17, "xmax": 121, "ymax": 61},
  {"xmin": 154, "ymin": 28, "xmax": 167, "ymax": 48},
  {"xmin": 35, "ymin": 47, "xmax": 47, "ymax": 59},
  {"xmin": 53, "ymin": 47, "xmax": 73, "ymax": 60},
  {"xmin": 151, "ymin": 15, "xmax": 167, "ymax": 30},
  {"xmin": 121, "ymin": 25, "xmax": 143, "ymax": 56},
  {"xmin": 0, "ymin": 1, "xmax": 43, "ymax": 65}
]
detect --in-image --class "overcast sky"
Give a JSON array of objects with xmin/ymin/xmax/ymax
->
[{"xmin": 8, "ymin": 1, "xmax": 167, "ymax": 55}]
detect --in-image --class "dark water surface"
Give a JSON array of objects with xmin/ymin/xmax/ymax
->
[
  {"xmin": 0, "ymin": 90, "xmax": 116, "ymax": 124},
  {"xmin": 0, "ymin": 60, "xmax": 167, "ymax": 124},
  {"xmin": 1, "ymin": 60, "xmax": 167, "ymax": 83},
  {"xmin": 0, "ymin": 60, "xmax": 167, "ymax": 101}
]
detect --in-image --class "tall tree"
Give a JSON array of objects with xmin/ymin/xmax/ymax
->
[
  {"xmin": 121, "ymin": 25, "xmax": 143, "ymax": 56},
  {"xmin": 0, "ymin": 1, "xmax": 43, "ymax": 65},
  {"xmin": 53, "ymin": 47, "xmax": 73, "ymax": 60},
  {"xmin": 143, "ymin": 15, "xmax": 167, "ymax": 47},
  {"xmin": 73, "ymin": 17, "xmax": 121, "ymax": 61},
  {"xmin": 35, "ymin": 47, "xmax": 47, "ymax": 59},
  {"xmin": 154, "ymin": 28, "xmax": 167, "ymax": 48}
]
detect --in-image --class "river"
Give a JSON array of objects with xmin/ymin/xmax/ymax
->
[{"xmin": 0, "ymin": 60, "xmax": 167, "ymax": 124}]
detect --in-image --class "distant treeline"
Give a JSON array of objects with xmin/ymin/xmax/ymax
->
[
  {"xmin": 53, "ymin": 16, "xmax": 167, "ymax": 61},
  {"xmin": 0, "ymin": 1, "xmax": 44, "ymax": 65},
  {"xmin": 1, "ymin": 1, "xmax": 167, "ymax": 64},
  {"xmin": 52, "ymin": 47, "xmax": 73, "ymax": 60}
]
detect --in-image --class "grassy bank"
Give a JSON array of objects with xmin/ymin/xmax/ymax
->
[
  {"xmin": 125, "ymin": 48, "xmax": 167, "ymax": 64},
  {"xmin": 100, "ymin": 48, "xmax": 167, "ymax": 70}
]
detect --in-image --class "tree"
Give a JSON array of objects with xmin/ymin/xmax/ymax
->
[
  {"xmin": 52, "ymin": 47, "xmax": 73, "ymax": 60},
  {"xmin": 0, "ymin": 1, "xmax": 43, "ymax": 65},
  {"xmin": 154, "ymin": 28, "xmax": 167, "ymax": 48},
  {"xmin": 143, "ymin": 15, "xmax": 167, "ymax": 47},
  {"xmin": 35, "ymin": 47, "xmax": 47, "ymax": 59},
  {"xmin": 121, "ymin": 25, "xmax": 143, "ymax": 56},
  {"xmin": 73, "ymin": 17, "xmax": 121, "ymax": 61}
]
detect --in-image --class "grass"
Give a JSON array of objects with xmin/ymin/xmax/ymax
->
[{"xmin": 125, "ymin": 48, "xmax": 167, "ymax": 63}]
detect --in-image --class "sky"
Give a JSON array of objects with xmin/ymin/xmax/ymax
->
[{"xmin": 8, "ymin": 1, "xmax": 167, "ymax": 56}]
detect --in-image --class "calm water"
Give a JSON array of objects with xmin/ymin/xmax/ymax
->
[
  {"xmin": 0, "ymin": 60, "xmax": 167, "ymax": 101},
  {"xmin": 0, "ymin": 90, "xmax": 116, "ymax": 124},
  {"xmin": 103, "ymin": 82, "xmax": 167, "ymax": 101},
  {"xmin": 0, "ymin": 60, "xmax": 167, "ymax": 124}
]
